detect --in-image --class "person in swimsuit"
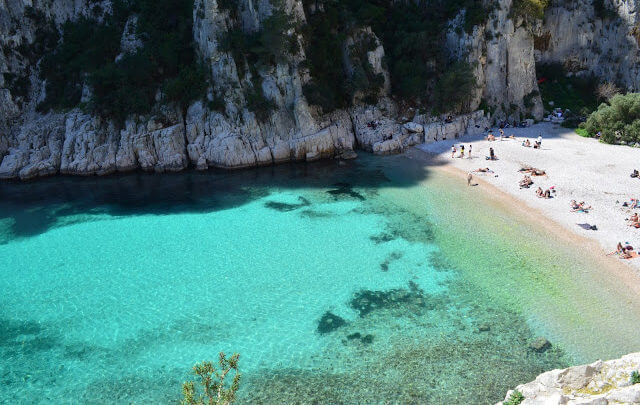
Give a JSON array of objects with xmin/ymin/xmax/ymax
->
[
  {"xmin": 451, "ymin": 145, "xmax": 456, "ymax": 158},
  {"xmin": 460, "ymin": 145, "xmax": 465, "ymax": 158},
  {"xmin": 468, "ymin": 144, "xmax": 472, "ymax": 158}
]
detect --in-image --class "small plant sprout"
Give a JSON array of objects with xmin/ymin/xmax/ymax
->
[{"xmin": 504, "ymin": 389, "xmax": 525, "ymax": 405}]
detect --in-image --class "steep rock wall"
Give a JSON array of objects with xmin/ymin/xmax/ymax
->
[
  {"xmin": 1, "ymin": 0, "xmax": 639, "ymax": 180},
  {"xmin": 537, "ymin": 0, "xmax": 640, "ymax": 90}
]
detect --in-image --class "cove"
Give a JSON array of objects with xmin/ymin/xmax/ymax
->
[{"xmin": 1, "ymin": 154, "xmax": 639, "ymax": 404}]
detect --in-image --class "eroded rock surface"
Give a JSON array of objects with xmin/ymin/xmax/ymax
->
[{"xmin": 497, "ymin": 352, "xmax": 640, "ymax": 405}]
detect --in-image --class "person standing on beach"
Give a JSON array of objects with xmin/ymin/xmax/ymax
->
[
  {"xmin": 468, "ymin": 145, "xmax": 472, "ymax": 158},
  {"xmin": 460, "ymin": 145, "xmax": 465, "ymax": 158},
  {"xmin": 467, "ymin": 173, "xmax": 473, "ymax": 186},
  {"xmin": 451, "ymin": 145, "xmax": 456, "ymax": 158},
  {"xmin": 537, "ymin": 134, "xmax": 542, "ymax": 146}
]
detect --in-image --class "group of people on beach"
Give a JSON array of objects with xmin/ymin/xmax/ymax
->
[
  {"xmin": 521, "ymin": 135, "xmax": 543, "ymax": 149},
  {"xmin": 486, "ymin": 128, "xmax": 517, "ymax": 142},
  {"xmin": 451, "ymin": 144, "xmax": 472, "ymax": 159},
  {"xmin": 471, "ymin": 127, "xmax": 639, "ymax": 262},
  {"xmin": 613, "ymin": 242, "xmax": 636, "ymax": 259}
]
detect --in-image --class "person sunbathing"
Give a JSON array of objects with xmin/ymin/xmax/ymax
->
[
  {"xmin": 474, "ymin": 167, "xmax": 493, "ymax": 173},
  {"xmin": 570, "ymin": 200, "xmax": 591, "ymax": 212},
  {"xmin": 579, "ymin": 201, "xmax": 591, "ymax": 210},
  {"xmin": 614, "ymin": 242, "xmax": 633, "ymax": 259},
  {"xmin": 521, "ymin": 139, "xmax": 531, "ymax": 147},
  {"xmin": 486, "ymin": 147, "xmax": 497, "ymax": 160},
  {"xmin": 628, "ymin": 213, "xmax": 640, "ymax": 228},
  {"xmin": 631, "ymin": 169, "xmax": 639, "ymax": 178},
  {"xmin": 536, "ymin": 187, "xmax": 543, "ymax": 197},
  {"xmin": 519, "ymin": 175, "xmax": 533, "ymax": 188},
  {"xmin": 486, "ymin": 133, "xmax": 496, "ymax": 141}
]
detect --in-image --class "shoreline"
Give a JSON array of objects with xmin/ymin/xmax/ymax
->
[
  {"xmin": 430, "ymin": 157, "xmax": 640, "ymax": 295},
  {"xmin": 413, "ymin": 122, "xmax": 640, "ymax": 273}
]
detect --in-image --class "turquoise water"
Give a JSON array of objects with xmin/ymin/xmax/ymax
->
[{"xmin": 1, "ymin": 155, "xmax": 639, "ymax": 403}]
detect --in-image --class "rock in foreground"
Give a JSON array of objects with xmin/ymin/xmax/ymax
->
[{"xmin": 498, "ymin": 353, "xmax": 640, "ymax": 405}]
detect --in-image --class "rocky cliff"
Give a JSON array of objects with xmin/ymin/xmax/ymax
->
[
  {"xmin": 1, "ymin": 0, "xmax": 639, "ymax": 180},
  {"xmin": 497, "ymin": 352, "xmax": 640, "ymax": 405}
]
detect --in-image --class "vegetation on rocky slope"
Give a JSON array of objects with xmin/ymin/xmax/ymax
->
[
  {"xmin": 582, "ymin": 93, "xmax": 640, "ymax": 145},
  {"xmin": 301, "ymin": 0, "xmax": 488, "ymax": 114},
  {"xmin": 37, "ymin": 0, "xmax": 206, "ymax": 122}
]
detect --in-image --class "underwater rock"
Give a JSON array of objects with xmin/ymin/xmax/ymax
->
[
  {"xmin": 380, "ymin": 251, "xmax": 404, "ymax": 271},
  {"xmin": 350, "ymin": 283, "xmax": 425, "ymax": 317},
  {"xmin": 326, "ymin": 183, "xmax": 365, "ymax": 201},
  {"xmin": 345, "ymin": 332, "xmax": 373, "ymax": 345},
  {"xmin": 477, "ymin": 323, "xmax": 491, "ymax": 333},
  {"xmin": 529, "ymin": 337, "xmax": 552, "ymax": 353},
  {"xmin": 317, "ymin": 312, "xmax": 347, "ymax": 334},
  {"xmin": 264, "ymin": 196, "xmax": 311, "ymax": 212},
  {"xmin": 369, "ymin": 231, "xmax": 397, "ymax": 244}
]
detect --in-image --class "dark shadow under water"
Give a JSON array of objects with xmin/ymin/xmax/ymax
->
[{"xmin": 0, "ymin": 154, "xmax": 433, "ymax": 242}]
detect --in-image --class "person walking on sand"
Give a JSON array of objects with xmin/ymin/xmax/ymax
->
[
  {"xmin": 468, "ymin": 144, "xmax": 472, "ymax": 158},
  {"xmin": 460, "ymin": 145, "xmax": 465, "ymax": 158},
  {"xmin": 537, "ymin": 134, "xmax": 542, "ymax": 146},
  {"xmin": 467, "ymin": 173, "xmax": 473, "ymax": 186},
  {"xmin": 451, "ymin": 145, "xmax": 456, "ymax": 158}
]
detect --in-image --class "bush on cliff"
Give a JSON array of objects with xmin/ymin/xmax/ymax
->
[
  {"xmin": 432, "ymin": 62, "xmax": 478, "ymax": 114},
  {"xmin": 301, "ymin": 0, "xmax": 491, "ymax": 113},
  {"xmin": 512, "ymin": 0, "xmax": 549, "ymax": 20},
  {"xmin": 38, "ymin": 0, "xmax": 207, "ymax": 123},
  {"xmin": 582, "ymin": 93, "xmax": 640, "ymax": 145}
]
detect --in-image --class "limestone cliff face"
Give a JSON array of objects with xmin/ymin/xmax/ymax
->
[
  {"xmin": 497, "ymin": 352, "xmax": 640, "ymax": 405},
  {"xmin": 537, "ymin": 0, "xmax": 640, "ymax": 91},
  {"xmin": 0, "ymin": 0, "xmax": 638, "ymax": 179}
]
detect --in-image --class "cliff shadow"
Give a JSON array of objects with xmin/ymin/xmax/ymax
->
[{"xmin": 0, "ymin": 152, "xmax": 440, "ymax": 240}]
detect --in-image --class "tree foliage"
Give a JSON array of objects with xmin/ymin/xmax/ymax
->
[
  {"xmin": 583, "ymin": 93, "xmax": 640, "ymax": 145},
  {"xmin": 511, "ymin": 0, "xmax": 550, "ymax": 20},
  {"xmin": 38, "ymin": 0, "xmax": 207, "ymax": 123},
  {"xmin": 433, "ymin": 62, "xmax": 478, "ymax": 114},
  {"xmin": 181, "ymin": 353, "xmax": 241, "ymax": 405},
  {"xmin": 301, "ymin": 0, "xmax": 490, "ymax": 113}
]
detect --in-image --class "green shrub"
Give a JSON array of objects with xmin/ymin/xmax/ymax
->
[
  {"xmin": 432, "ymin": 62, "xmax": 478, "ymax": 114},
  {"xmin": 632, "ymin": 370, "xmax": 640, "ymax": 385},
  {"xmin": 245, "ymin": 83, "xmax": 275, "ymax": 122},
  {"xmin": 593, "ymin": 0, "xmax": 617, "ymax": 20},
  {"xmin": 3, "ymin": 72, "xmax": 31, "ymax": 102},
  {"xmin": 301, "ymin": 0, "xmax": 492, "ymax": 113},
  {"xmin": 512, "ymin": 0, "xmax": 549, "ymax": 20},
  {"xmin": 574, "ymin": 127, "xmax": 589, "ymax": 137},
  {"xmin": 37, "ymin": 0, "xmax": 207, "ymax": 123},
  {"xmin": 504, "ymin": 390, "xmax": 525, "ymax": 405},
  {"xmin": 536, "ymin": 63, "xmax": 598, "ymax": 116},
  {"xmin": 583, "ymin": 93, "xmax": 640, "ymax": 145},
  {"xmin": 181, "ymin": 353, "xmax": 241, "ymax": 405}
]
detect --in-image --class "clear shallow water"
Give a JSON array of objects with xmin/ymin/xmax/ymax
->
[{"xmin": 1, "ymin": 155, "xmax": 639, "ymax": 404}]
